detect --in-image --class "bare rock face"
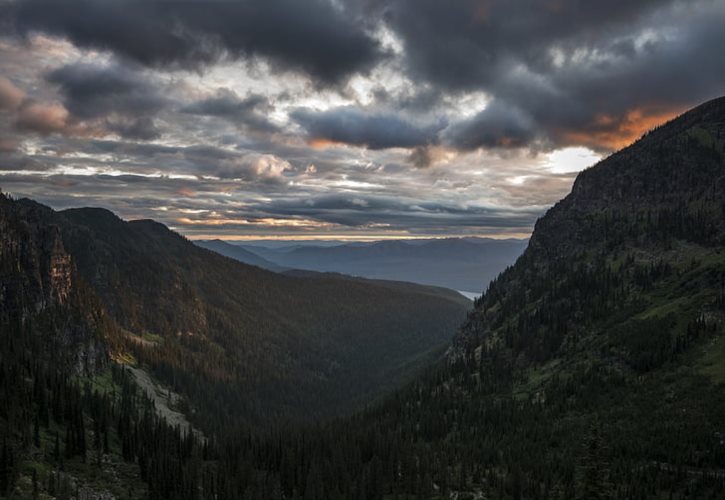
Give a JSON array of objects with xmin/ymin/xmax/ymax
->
[
  {"xmin": 0, "ymin": 193, "xmax": 110, "ymax": 375},
  {"xmin": 45, "ymin": 226, "xmax": 73, "ymax": 305},
  {"xmin": 1, "ymin": 194, "xmax": 74, "ymax": 314}
]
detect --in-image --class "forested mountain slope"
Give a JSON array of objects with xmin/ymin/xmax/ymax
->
[
  {"xmin": 455, "ymin": 95, "xmax": 725, "ymax": 360},
  {"xmin": 0, "ymin": 190, "xmax": 470, "ymax": 497},
  {"xmin": 0, "ymin": 193, "xmax": 156, "ymax": 498},
  {"xmin": 415, "ymin": 95, "xmax": 725, "ymax": 498},
  {"xmin": 370, "ymin": 96, "xmax": 725, "ymax": 498},
  {"xmin": 2, "ymin": 195, "xmax": 470, "ymax": 430}
]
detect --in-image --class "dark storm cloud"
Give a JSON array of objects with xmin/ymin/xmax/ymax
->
[
  {"xmin": 7, "ymin": 0, "xmax": 383, "ymax": 84},
  {"xmin": 42, "ymin": 62, "xmax": 170, "ymax": 140},
  {"xmin": 46, "ymin": 62, "xmax": 167, "ymax": 119},
  {"xmin": 182, "ymin": 90, "xmax": 279, "ymax": 133},
  {"xmin": 460, "ymin": 4, "xmax": 725, "ymax": 152},
  {"xmin": 369, "ymin": 0, "xmax": 725, "ymax": 152},
  {"xmin": 378, "ymin": 0, "xmax": 667, "ymax": 91},
  {"xmin": 239, "ymin": 194, "xmax": 541, "ymax": 231},
  {"xmin": 445, "ymin": 101, "xmax": 536, "ymax": 150},
  {"xmin": 108, "ymin": 118, "xmax": 162, "ymax": 141},
  {"xmin": 5, "ymin": 0, "xmax": 725, "ymax": 240},
  {"xmin": 292, "ymin": 107, "xmax": 442, "ymax": 149}
]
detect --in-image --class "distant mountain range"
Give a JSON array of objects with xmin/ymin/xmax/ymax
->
[
  {"xmin": 195, "ymin": 238, "xmax": 287, "ymax": 272},
  {"xmin": 196, "ymin": 237, "xmax": 528, "ymax": 294}
]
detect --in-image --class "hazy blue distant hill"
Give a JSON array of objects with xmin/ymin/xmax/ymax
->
[
  {"xmin": 242, "ymin": 237, "xmax": 528, "ymax": 293},
  {"xmin": 194, "ymin": 239, "xmax": 286, "ymax": 272},
  {"xmin": 239, "ymin": 239, "xmax": 361, "ymax": 249}
]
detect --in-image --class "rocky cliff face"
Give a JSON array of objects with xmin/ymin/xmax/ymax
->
[
  {"xmin": 44, "ymin": 226, "xmax": 73, "ymax": 305},
  {"xmin": 1, "ymin": 203, "xmax": 73, "ymax": 313},
  {"xmin": 0, "ymin": 191, "xmax": 108, "ymax": 374}
]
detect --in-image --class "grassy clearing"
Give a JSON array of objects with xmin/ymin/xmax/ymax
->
[{"xmin": 698, "ymin": 335, "xmax": 725, "ymax": 384}]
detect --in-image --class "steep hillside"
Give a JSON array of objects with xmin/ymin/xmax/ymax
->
[
  {"xmin": 0, "ymin": 194, "xmax": 158, "ymax": 498},
  {"xmin": 245, "ymin": 237, "xmax": 527, "ymax": 293},
  {"xmin": 398, "ymin": 96, "xmax": 725, "ymax": 499},
  {"xmin": 456, "ymin": 96, "xmax": 725, "ymax": 360},
  {"xmin": 0, "ymin": 193, "xmax": 109, "ymax": 372},
  {"xmin": 6, "ymin": 198, "xmax": 471, "ymax": 430},
  {"xmin": 381, "ymin": 96, "xmax": 725, "ymax": 498},
  {"xmin": 0, "ymin": 191, "xmax": 470, "ymax": 497}
]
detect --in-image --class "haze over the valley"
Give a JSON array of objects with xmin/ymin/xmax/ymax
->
[{"xmin": 197, "ymin": 237, "xmax": 528, "ymax": 294}]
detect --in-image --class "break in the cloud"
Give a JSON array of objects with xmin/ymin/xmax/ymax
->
[
  {"xmin": 182, "ymin": 89, "xmax": 280, "ymax": 134},
  {"xmin": 1, "ymin": 0, "xmax": 724, "ymax": 239}
]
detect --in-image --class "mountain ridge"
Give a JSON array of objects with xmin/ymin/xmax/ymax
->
[
  {"xmin": 2, "ymin": 195, "xmax": 472, "ymax": 431},
  {"xmin": 194, "ymin": 238, "xmax": 286, "ymax": 271},
  {"xmin": 242, "ymin": 236, "xmax": 528, "ymax": 292}
]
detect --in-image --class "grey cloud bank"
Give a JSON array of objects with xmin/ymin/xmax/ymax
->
[{"xmin": 1, "ymin": 0, "xmax": 724, "ymax": 238}]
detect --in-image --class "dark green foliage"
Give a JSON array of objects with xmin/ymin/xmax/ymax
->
[
  {"xmin": 0, "ymin": 185, "xmax": 468, "ymax": 497},
  {"xmin": 4, "ymin": 193, "xmax": 469, "ymax": 433}
]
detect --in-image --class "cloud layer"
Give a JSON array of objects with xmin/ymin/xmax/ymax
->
[
  {"xmin": 8, "ymin": 0, "xmax": 383, "ymax": 83},
  {"xmin": 1, "ymin": 0, "xmax": 724, "ymax": 239}
]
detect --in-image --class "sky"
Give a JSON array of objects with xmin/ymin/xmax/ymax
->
[{"xmin": 0, "ymin": 0, "xmax": 724, "ymax": 240}]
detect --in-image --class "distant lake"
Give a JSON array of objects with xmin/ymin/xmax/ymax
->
[{"xmin": 458, "ymin": 291, "xmax": 480, "ymax": 301}]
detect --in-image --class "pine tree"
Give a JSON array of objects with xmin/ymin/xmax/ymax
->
[{"xmin": 576, "ymin": 421, "xmax": 613, "ymax": 500}]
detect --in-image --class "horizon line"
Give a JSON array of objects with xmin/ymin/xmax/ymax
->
[{"xmin": 184, "ymin": 233, "xmax": 532, "ymax": 242}]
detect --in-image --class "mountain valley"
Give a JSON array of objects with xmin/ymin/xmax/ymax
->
[{"xmin": 1, "ymin": 97, "xmax": 725, "ymax": 498}]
